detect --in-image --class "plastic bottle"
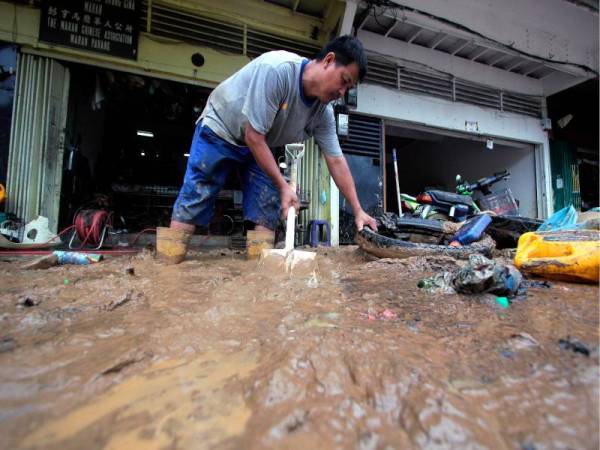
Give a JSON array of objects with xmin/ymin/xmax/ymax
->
[
  {"xmin": 450, "ymin": 214, "xmax": 492, "ymax": 245},
  {"xmin": 53, "ymin": 251, "xmax": 103, "ymax": 265}
]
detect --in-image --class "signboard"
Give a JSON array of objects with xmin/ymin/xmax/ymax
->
[{"xmin": 39, "ymin": 0, "xmax": 140, "ymax": 60}]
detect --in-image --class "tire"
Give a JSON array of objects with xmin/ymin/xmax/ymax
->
[
  {"xmin": 487, "ymin": 215, "xmax": 543, "ymax": 249},
  {"xmin": 356, "ymin": 226, "xmax": 495, "ymax": 260},
  {"xmin": 391, "ymin": 218, "xmax": 446, "ymax": 234},
  {"xmin": 378, "ymin": 217, "xmax": 449, "ymax": 245}
]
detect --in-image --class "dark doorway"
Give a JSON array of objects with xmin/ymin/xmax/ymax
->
[
  {"xmin": 60, "ymin": 64, "xmax": 222, "ymax": 232},
  {"xmin": 547, "ymin": 78, "xmax": 599, "ymax": 210}
]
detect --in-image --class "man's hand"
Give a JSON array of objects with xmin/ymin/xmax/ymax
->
[
  {"xmin": 245, "ymin": 123, "xmax": 297, "ymax": 218},
  {"xmin": 355, "ymin": 208, "xmax": 378, "ymax": 231},
  {"xmin": 280, "ymin": 184, "xmax": 300, "ymax": 219}
]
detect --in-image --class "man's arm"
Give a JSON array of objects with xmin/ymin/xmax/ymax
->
[
  {"xmin": 323, "ymin": 153, "xmax": 378, "ymax": 231},
  {"xmin": 244, "ymin": 123, "xmax": 299, "ymax": 218}
]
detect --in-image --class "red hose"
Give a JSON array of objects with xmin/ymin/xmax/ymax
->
[
  {"xmin": 74, "ymin": 209, "xmax": 112, "ymax": 248},
  {"xmin": 0, "ymin": 249, "xmax": 140, "ymax": 256},
  {"xmin": 2, "ymin": 210, "xmax": 210, "ymax": 252}
]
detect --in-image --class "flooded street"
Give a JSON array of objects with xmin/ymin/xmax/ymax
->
[{"xmin": 0, "ymin": 247, "xmax": 598, "ymax": 450}]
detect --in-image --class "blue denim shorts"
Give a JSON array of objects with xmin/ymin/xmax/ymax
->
[{"xmin": 172, "ymin": 123, "xmax": 281, "ymax": 229}]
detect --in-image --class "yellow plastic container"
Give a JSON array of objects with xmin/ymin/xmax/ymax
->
[{"xmin": 515, "ymin": 230, "xmax": 600, "ymax": 283}]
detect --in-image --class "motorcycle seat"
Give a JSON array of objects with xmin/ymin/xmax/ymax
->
[{"xmin": 427, "ymin": 190, "xmax": 474, "ymax": 207}]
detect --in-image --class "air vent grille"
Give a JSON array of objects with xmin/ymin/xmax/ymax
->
[
  {"xmin": 365, "ymin": 58, "xmax": 397, "ymax": 88},
  {"xmin": 139, "ymin": 1, "xmax": 318, "ymax": 58},
  {"xmin": 149, "ymin": 3, "xmax": 245, "ymax": 54},
  {"xmin": 247, "ymin": 29, "xmax": 320, "ymax": 59},
  {"xmin": 365, "ymin": 53, "xmax": 542, "ymax": 117},
  {"xmin": 502, "ymin": 93, "xmax": 542, "ymax": 117},
  {"xmin": 455, "ymin": 79, "xmax": 501, "ymax": 109},
  {"xmin": 400, "ymin": 68, "xmax": 453, "ymax": 100},
  {"xmin": 341, "ymin": 114, "xmax": 382, "ymax": 157}
]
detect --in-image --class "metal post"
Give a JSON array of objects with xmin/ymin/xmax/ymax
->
[{"xmin": 392, "ymin": 148, "xmax": 403, "ymax": 217}]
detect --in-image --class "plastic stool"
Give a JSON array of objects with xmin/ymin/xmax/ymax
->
[{"xmin": 309, "ymin": 220, "xmax": 331, "ymax": 247}]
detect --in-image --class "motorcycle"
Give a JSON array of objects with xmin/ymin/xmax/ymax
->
[
  {"xmin": 413, "ymin": 170, "xmax": 512, "ymax": 221},
  {"xmin": 402, "ymin": 170, "xmax": 541, "ymax": 248}
]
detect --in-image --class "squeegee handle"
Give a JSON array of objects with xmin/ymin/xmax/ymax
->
[
  {"xmin": 284, "ymin": 206, "xmax": 296, "ymax": 252},
  {"xmin": 283, "ymin": 155, "xmax": 301, "ymax": 252}
]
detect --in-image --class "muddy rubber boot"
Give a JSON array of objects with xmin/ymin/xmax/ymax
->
[
  {"xmin": 246, "ymin": 230, "xmax": 275, "ymax": 260},
  {"xmin": 156, "ymin": 227, "xmax": 192, "ymax": 264}
]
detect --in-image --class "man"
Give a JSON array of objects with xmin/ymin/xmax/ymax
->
[{"xmin": 161, "ymin": 35, "xmax": 377, "ymax": 262}]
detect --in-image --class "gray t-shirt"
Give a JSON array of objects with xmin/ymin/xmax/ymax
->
[{"xmin": 200, "ymin": 50, "xmax": 343, "ymax": 157}]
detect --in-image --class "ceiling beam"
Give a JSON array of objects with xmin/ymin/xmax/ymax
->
[
  {"xmin": 384, "ymin": 19, "xmax": 399, "ymax": 37},
  {"xmin": 429, "ymin": 32, "xmax": 446, "ymax": 49},
  {"xmin": 406, "ymin": 28, "xmax": 423, "ymax": 43},
  {"xmin": 506, "ymin": 59, "xmax": 526, "ymax": 71},
  {"xmin": 450, "ymin": 39, "xmax": 470, "ymax": 55},
  {"xmin": 489, "ymin": 53, "xmax": 510, "ymax": 66},
  {"xmin": 470, "ymin": 47, "xmax": 489, "ymax": 61},
  {"xmin": 522, "ymin": 63, "xmax": 544, "ymax": 76}
]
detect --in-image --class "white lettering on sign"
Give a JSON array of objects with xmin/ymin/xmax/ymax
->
[
  {"xmin": 59, "ymin": 21, "xmax": 79, "ymax": 32},
  {"xmin": 91, "ymin": 38, "xmax": 110, "ymax": 51},
  {"xmin": 81, "ymin": 25, "xmax": 101, "ymax": 37},
  {"xmin": 123, "ymin": 0, "xmax": 135, "ymax": 10},
  {"xmin": 104, "ymin": 30, "xmax": 133, "ymax": 44},
  {"xmin": 83, "ymin": 1, "xmax": 102, "ymax": 15},
  {"xmin": 69, "ymin": 34, "xmax": 88, "ymax": 46},
  {"xmin": 104, "ymin": 0, "xmax": 122, "ymax": 6},
  {"xmin": 47, "ymin": 17, "xmax": 58, "ymax": 28}
]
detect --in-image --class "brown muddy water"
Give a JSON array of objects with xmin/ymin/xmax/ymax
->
[{"xmin": 0, "ymin": 247, "xmax": 598, "ymax": 450}]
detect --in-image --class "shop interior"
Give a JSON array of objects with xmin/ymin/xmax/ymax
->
[
  {"xmin": 58, "ymin": 63, "xmax": 246, "ymax": 234},
  {"xmin": 383, "ymin": 124, "xmax": 539, "ymax": 218},
  {"xmin": 547, "ymin": 78, "xmax": 599, "ymax": 211}
]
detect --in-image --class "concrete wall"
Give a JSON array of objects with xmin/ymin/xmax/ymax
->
[
  {"xmin": 357, "ymin": 0, "xmax": 598, "ymax": 96},
  {"xmin": 388, "ymin": 0, "xmax": 599, "ymax": 73},
  {"xmin": 358, "ymin": 30, "xmax": 544, "ymax": 96}
]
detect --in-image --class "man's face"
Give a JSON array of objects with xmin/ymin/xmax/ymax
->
[{"xmin": 318, "ymin": 52, "xmax": 359, "ymax": 103}]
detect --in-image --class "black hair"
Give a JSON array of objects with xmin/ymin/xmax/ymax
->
[{"xmin": 315, "ymin": 35, "xmax": 367, "ymax": 82}]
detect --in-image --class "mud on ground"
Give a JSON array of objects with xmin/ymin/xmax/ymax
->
[{"xmin": 0, "ymin": 247, "xmax": 598, "ymax": 450}]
